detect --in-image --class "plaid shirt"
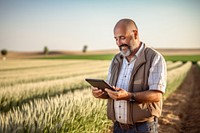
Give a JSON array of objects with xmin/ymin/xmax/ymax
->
[{"xmin": 107, "ymin": 43, "xmax": 167, "ymax": 124}]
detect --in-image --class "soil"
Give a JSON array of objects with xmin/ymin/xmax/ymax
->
[{"xmin": 158, "ymin": 65, "xmax": 200, "ymax": 133}]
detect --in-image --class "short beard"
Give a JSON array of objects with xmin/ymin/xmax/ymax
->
[{"xmin": 119, "ymin": 44, "xmax": 132, "ymax": 57}]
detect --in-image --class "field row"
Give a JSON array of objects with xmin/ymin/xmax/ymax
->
[
  {"xmin": 0, "ymin": 60, "xmax": 181, "ymax": 87},
  {"xmin": 0, "ymin": 60, "xmax": 110, "ymax": 87},
  {"xmin": 0, "ymin": 60, "xmax": 93, "ymax": 70},
  {"xmin": 164, "ymin": 61, "xmax": 192, "ymax": 99},
  {"xmin": 0, "ymin": 60, "xmax": 187, "ymax": 112}
]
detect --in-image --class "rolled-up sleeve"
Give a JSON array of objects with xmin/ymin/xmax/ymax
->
[{"xmin": 148, "ymin": 53, "xmax": 167, "ymax": 93}]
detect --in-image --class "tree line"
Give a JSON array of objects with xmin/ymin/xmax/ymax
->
[{"xmin": 1, "ymin": 45, "xmax": 88, "ymax": 60}]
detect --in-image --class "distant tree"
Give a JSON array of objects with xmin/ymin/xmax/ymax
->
[
  {"xmin": 44, "ymin": 46, "xmax": 49, "ymax": 55},
  {"xmin": 1, "ymin": 49, "xmax": 7, "ymax": 60},
  {"xmin": 82, "ymin": 45, "xmax": 88, "ymax": 53}
]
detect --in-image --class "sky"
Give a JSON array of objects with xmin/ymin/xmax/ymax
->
[{"xmin": 0, "ymin": 0, "xmax": 200, "ymax": 52}]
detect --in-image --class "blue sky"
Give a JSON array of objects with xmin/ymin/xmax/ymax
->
[{"xmin": 0, "ymin": 0, "xmax": 200, "ymax": 51}]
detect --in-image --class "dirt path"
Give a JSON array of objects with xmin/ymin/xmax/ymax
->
[{"xmin": 158, "ymin": 65, "xmax": 200, "ymax": 133}]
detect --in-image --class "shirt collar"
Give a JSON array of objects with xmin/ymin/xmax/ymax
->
[
  {"xmin": 135, "ymin": 42, "xmax": 144, "ymax": 57},
  {"xmin": 122, "ymin": 42, "xmax": 144, "ymax": 63},
  {"xmin": 128, "ymin": 42, "xmax": 144, "ymax": 63}
]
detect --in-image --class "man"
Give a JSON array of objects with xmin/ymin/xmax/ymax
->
[{"xmin": 92, "ymin": 18, "xmax": 167, "ymax": 133}]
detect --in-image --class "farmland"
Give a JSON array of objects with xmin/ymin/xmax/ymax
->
[{"xmin": 0, "ymin": 55, "xmax": 200, "ymax": 132}]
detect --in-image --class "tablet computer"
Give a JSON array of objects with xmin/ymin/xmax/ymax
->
[{"xmin": 85, "ymin": 78, "xmax": 115, "ymax": 91}]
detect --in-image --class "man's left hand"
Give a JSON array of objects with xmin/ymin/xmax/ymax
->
[{"xmin": 105, "ymin": 86, "xmax": 131, "ymax": 100}]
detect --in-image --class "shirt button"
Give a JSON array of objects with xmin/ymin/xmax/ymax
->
[
  {"xmin": 119, "ymin": 116, "xmax": 121, "ymax": 119},
  {"xmin": 119, "ymin": 105, "xmax": 121, "ymax": 108},
  {"xmin": 124, "ymin": 75, "xmax": 126, "ymax": 77}
]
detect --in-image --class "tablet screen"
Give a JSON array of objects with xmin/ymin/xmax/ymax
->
[{"xmin": 85, "ymin": 78, "xmax": 115, "ymax": 91}]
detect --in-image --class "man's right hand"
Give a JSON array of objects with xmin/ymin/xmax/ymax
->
[{"xmin": 92, "ymin": 87, "xmax": 105, "ymax": 98}]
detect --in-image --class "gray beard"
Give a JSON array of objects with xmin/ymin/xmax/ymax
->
[{"xmin": 120, "ymin": 48, "xmax": 131, "ymax": 57}]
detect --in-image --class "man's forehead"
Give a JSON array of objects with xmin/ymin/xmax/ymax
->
[
  {"xmin": 114, "ymin": 23, "xmax": 127, "ymax": 30},
  {"xmin": 114, "ymin": 26, "xmax": 127, "ymax": 36}
]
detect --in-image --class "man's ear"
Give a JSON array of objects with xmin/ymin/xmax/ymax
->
[
  {"xmin": 133, "ymin": 30, "xmax": 138, "ymax": 39},
  {"xmin": 131, "ymin": 30, "xmax": 137, "ymax": 39}
]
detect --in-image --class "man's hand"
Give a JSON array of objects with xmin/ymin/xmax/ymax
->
[
  {"xmin": 105, "ymin": 86, "xmax": 131, "ymax": 100},
  {"xmin": 105, "ymin": 86, "xmax": 163, "ymax": 102},
  {"xmin": 92, "ymin": 87, "xmax": 105, "ymax": 98}
]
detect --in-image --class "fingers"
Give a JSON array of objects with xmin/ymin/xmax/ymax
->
[
  {"xmin": 105, "ymin": 87, "xmax": 128, "ymax": 100},
  {"xmin": 113, "ymin": 86, "xmax": 121, "ymax": 91},
  {"xmin": 105, "ymin": 88, "xmax": 118, "ymax": 100},
  {"xmin": 105, "ymin": 88, "xmax": 114, "ymax": 93},
  {"xmin": 92, "ymin": 87, "xmax": 104, "ymax": 98},
  {"xmin": 92, "ymin": 87, "xmax": 102, "ymax": 93},
  {"xmin": 92, "ymin": 87, "xmax": 99, "ymax": 91},
  {"xmin": 105, "ymin": 86, "xmax": 120, "ymax": 92}
]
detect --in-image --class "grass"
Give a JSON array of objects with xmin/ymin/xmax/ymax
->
[
  {"xmin": 38, "ymin": 54, "xmax": 115, "ymax": 60},
  {"xmin": 37, "ymin": 54, "xmax": 200, "ymax": 63},
  {"xmin": 164, "ymin": 55, "xmax": 200, "ymax": 63}
]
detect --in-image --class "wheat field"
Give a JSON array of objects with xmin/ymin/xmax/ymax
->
[{"xmin": 0, "ymin": 59, "xmax": 192, "ymax": 133}]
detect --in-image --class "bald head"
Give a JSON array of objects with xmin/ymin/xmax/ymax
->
[
  {"xmin": 113, "ymin": 18, "xmax": 140, "ymax": 51},
  {"xmin": 114, "ymin": 19, "xmax": 138, "ymax": 32}
]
